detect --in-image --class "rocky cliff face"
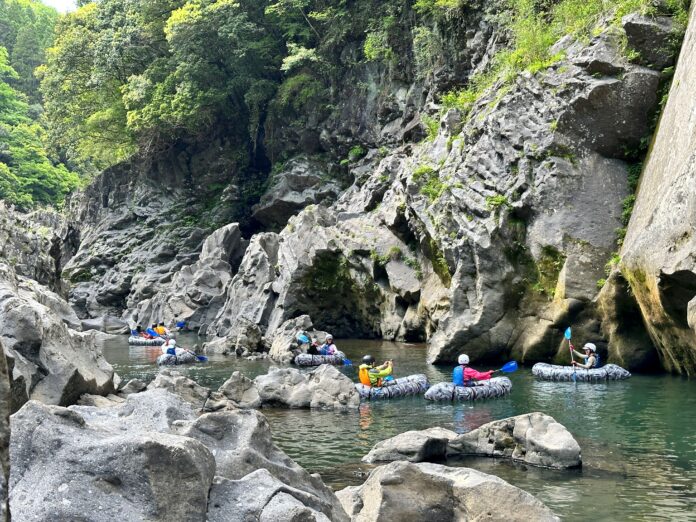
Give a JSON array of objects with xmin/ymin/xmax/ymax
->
[
  {"xmin": 606, "ymin": 3, "xmax": 696, "ymax": 375},
  {"xmin": 59, "ymin": 3, "xmax": 682, "ymax": 366}
]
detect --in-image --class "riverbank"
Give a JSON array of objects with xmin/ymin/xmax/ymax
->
[{"xmin": 103, "ymin": 336, "xmax": 696, "ymax": 520}]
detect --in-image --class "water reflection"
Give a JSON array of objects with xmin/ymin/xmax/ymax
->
[{"xmin": 102, "ymin": 335, "xmax": 696, "ymax": 521}]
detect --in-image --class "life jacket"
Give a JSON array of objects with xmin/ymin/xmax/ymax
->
[
  {"xmin": 585, "ymin": 354, "xmax": 600, "ymax": 368},
  {"xmin": 359, "ymin": 365, "xmax": 381, "ymax": 387},
  {"xmin": 166, "ymin": 347, "xmax": 176, "ymax": 356}
]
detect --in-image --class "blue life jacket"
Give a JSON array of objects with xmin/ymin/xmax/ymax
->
[
  {"xmin": 130, "ymin": 329, "xmax": 138, "ymax": 336},
  {"xmin": 166, "ymin": 347, "xmax": 176, "ymax": 356},
  {"xmin": 176, "ymin": 321, "xmax": 186, "ymax": 328},
  {"xmin": 586, "ymin": 354, "xmax": 601, "ymax": 368},
  {"xmin": 297, "ymin": 334, "xmax": 310, "ymax": 344},
  {"xmin": 146, "ymin": 328, "xmax": 159, "ymax": 337}
]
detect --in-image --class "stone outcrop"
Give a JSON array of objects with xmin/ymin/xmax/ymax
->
[
  {"xmin": 361, "ymin": 413, "xmax": 581, "ymax": 469},
  {"xmin": 253, "ymin": 365, "xmax": 360, "ymax": 411},
  {"xmin": 362, "ymin": 427, "xmax": 457, "ymax": 464},
  {"xmin": 0, "ymin": 202, "xmax": 77, "ymax": 293},
  {"xmin": 146, "ymin": 368, "xmax": 211, "ymax": 410},
  {"xmin": 9, "ymin": 390, "xmax": 349, "ymax": 521},
  {"xmin": 0, "ymin": 263, "xmax": 116, "ymax": 412},
  {"xmin": 251, "ymin": 156, "xmax": 343, "ymax": 230},
  {"xmin": 336, "ymin": 461, "xmax": 559, "ymax": 521},
  {"xmin": 135, "ymin": 223, "xmax": 248, "ymax": 334},
  {"xmin": 611, "ymin": 4, "xmax": 696, "ymax": 375},
  {"xmin": 0, "ymin": 339, "xmax": 9, "ymax": 521},
  {"xmin": 447, "ymin": 412, "xmax": 582, "ymax": 469}
]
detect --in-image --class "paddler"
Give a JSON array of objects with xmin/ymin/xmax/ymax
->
[{"xmin": 453, "ymin": 354, "xmax": 495, "ymax": 386}]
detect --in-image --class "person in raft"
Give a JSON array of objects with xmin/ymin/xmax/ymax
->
[
  {"xmin": 154, "ymin": 322, "xmax": 169, "ymax": 336},
  {"xmin": 162, "ymin": 339, "xmax": 195, "ymax": 357},
  {"xmin": 359, "ymin": 355, "xmax": 395, "ymax": 387},
  {"xmin": 146, "ymin": 324, "xmax": 160, "ymax": 338},
  {"xmin": 453, "ymin": 354, "xmax": 495, "ymax": 386},
  {"xmin": 570, "ymin": 342, "xmax": 599, "ymax": 369},
  {"xmin": 318, "ymin": 334, "xmax": 338, "ymax": 355}
]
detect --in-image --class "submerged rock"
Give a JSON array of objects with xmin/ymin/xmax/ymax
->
[
  {"xmin": 0, "ymin": 263, "xmax": 116, "ymax": 412},
  {"xmin": 336, "ymin": 461, "xmax": 559, "ymax": 521},
  {"xmin": 447, "ymin": 412, "xmax": 582, "ymax": 469}
]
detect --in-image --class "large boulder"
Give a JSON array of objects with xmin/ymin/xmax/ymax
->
[
  {"xmin": 173, "ymin": 410, "xmax": 347, "ymax": 521},
  {"xmin": 146, "ymin": 369, "xmax": 211, "ymax": 410},
  {"xmin": 9, "ymin": 389, "xmax": 349, "ymax": 521},
  {"xmin": 447, "ymin": 412, "xmax": 582, "ymax": 469},
  {"xmin": 336, "ymin": 461, "xmax": 559, "ymax": 521},
  {"xmin": 612, "ymin": 4, "xmax": 696, "ymax": 375},
  {"xmin": 0, "ymin": 263, "xmax": 116, "ymax": 412},
  {"xmin": 10, "ymin": 400, "xmax": 216, "ymax": 522},
  {"xmin": 254, "ymin": 365, "xmax": 360, "ymax": 410},
  {"xmin": 362, "ymin": 427, "xmax": 458, "ymax": 464},
  {"xmin": 268, "ymin": 315, "xmax": 327, "ymax": 364},
  {"xmin": 217, "ymin": 371, "xmax": 262, "ymax": 409},
  {"xmin": 622, "ymin": 13, "xmax": 676, "ymax": 69}
]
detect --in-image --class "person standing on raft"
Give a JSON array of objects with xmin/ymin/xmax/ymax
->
[
  {"xmin": 359, "ymin": 355, "xmax": 394, "ymax": 387},
  {"xmin": 570, "ymin": 342, "xmax": 599, "ymax": 369},
  {"xmin": 453, "ymin": 354, "xmax": 496, "ymax": 386}
]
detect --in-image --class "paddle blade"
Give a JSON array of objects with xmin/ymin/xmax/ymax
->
[
  {"xmin": 196, "ymin": 355, "xmax": 208, "ymax": 362},
  {"xmin": 564, "ymin": 327, "xmax": 572, "ymax": 340},
  {"xmin": 500, "ymin": 361, "xmax": 518, "ymax": 373},
  {"xmin": 343, "ymin": 359, "xmax": 353, "ymax": 366}
]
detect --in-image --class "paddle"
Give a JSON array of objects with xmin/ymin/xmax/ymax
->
[
  {"xmin": 565, "ymin": 327, "xmax": 577, "ymax": 382},
  {"xmin": 195, "ymin": 354, "xmax": 208, "ymax": 362},
  {"xmin": 497, "ymin": 361, "xmax": 518, "ymax": 373},
  {"xmin": 343, "ymin": 359, "xmax": 353, "ymax": 366}
]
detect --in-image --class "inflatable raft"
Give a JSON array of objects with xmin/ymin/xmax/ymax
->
[
  {"xmin": 532, "ymin": 362, "xmax": 631, "ymax": 382},
  {"xmin": 355, "ymin": 374, "xmax": 429, "ymax": 400},
  {"xmin": 129, "ymin": 336, "xmax": 165, "ymax": 346},
  {"xmin": 294, "ymin": 351, "xmax": 347, "ymax": 366},
  {"xmin": 424, "ymin": 377, "xmax": 513, "ymax": 401},
  {"xmin": 156, "ymin": 352, "xmax": 198, "ymax": 366}
]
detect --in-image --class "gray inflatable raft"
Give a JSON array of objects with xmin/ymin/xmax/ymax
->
[
  {"xmin": 424, "ymin": 377, "xmax": 513, "ymax": 401},
  {"xmin": 294, "ymin": 351, "xmax": 347, "ymax": 366},
  {"xmin": 532, "ymin": 362, "xmax": 631, "ymax": 382},
  {"xmin": 129, "ymin": 336, "xmax": 165, "ymax": 346},
  {"xmin": 156, "ymin": 352, "xmax": 198, "ymax": 366},
  {"xmin": 355, "ymin": 374, "xmax": 429, "ymax": 400}
]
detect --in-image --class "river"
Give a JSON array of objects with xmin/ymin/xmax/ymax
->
[{"xmin": 103, "ymin": 336, "xmax": 696, "ymax": 521}]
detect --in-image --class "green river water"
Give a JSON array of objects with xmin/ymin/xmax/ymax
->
[{"xmin": 103, "ymin": 336, "xmax": 696, "ymax": 521}]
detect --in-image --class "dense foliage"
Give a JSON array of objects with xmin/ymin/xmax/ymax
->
[{"xmin": 0, "ymin": 1, "xmax": 80, "ymax": 209}]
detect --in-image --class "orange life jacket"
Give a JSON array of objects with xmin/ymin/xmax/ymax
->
[{"xmin": 359, "ymin": 365, "xmax": 381, "ymax": 387}]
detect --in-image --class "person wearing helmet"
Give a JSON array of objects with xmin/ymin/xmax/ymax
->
[
  {"xmin": 162, "ymin": 339, "xmax": 177, "ymax": 356},
  {"xmin": 319, "ymin": 334, "xmax": 338, "ymax": 356},
  {"xmin": 358, "ymin": 355, "xmax": 394, "ymax": 387},
  {"xmin": 453, "ymin": 354, "xmax": 495, "ymax": 386},
  {"xmin": 571, "ymin": 342, "xmax": 599, "ymax": 369}
]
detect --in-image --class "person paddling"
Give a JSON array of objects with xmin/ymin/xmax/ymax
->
[
  {"xmin": 318, "ymin": 334, "xmax": 338, "ymax": 355},
  {"xmin": 359, "ymin": 355, "xmax": 394, "ymax": 387},
  {"xmin": 453, "ymin": 354, "xmax": 495, "ymax": 387},
  {"xmin": 571, "ymin": 342, "xmax": 599, "ymax": 369}
]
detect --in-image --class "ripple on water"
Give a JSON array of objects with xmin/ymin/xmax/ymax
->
[{"xmin": 102, "ymin": 336, "xmax": 696, "ymax": 521}]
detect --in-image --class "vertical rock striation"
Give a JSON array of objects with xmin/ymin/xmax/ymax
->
[{"xmin": 615, "ymin": 4, "xmax": 696, "ymax": 375}]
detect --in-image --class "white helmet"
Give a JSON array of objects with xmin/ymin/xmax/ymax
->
[
  {"xmin": 167, "ymin": 339, "xmax": 176, "ymax": 347},
  {"xmin": 583, "ymin": 343, "xmax": 596, "ymax": 352},
  {"xmin": 326, "ymin": 334, "xmax": 334, "ymax": 341},
  {"xmin": 458, "ymin": 354, "xmax": 470, "ymax": 365}
]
